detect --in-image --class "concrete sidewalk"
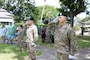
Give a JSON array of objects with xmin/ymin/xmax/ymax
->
[
  {"xmin": 36, "ymin": 46, "xmax": 56, "ymax": 60},
  {"xmin": 75, "ymin": 48, "xmax": 90, "ymax": 60}
]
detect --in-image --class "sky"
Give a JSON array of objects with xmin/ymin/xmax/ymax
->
[
  {"xmin": 77, "ymin": 0, "xmax": 90, "ymax": 20},
  {"xmin": 35, "ymin": 0, "xmax": 60, "ymax": 8}
]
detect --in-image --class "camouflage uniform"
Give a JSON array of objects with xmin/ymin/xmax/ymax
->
[
  {"xmin": 26, "ymin": 24, "xmax": 38, "ymax": 60},
  {"xmin": 45, "ymin": 27, "xmax": 51, "ymax": 43},
  {"xmin": 49, "ymin": 23, "xmax": 76, "ymax": 60},
  {"xmin": 17, "ymin": 28, "xmax": 24, "ymax": 52}
]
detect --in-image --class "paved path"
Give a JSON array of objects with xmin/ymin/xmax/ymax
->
[
  {"xmin": 36, "ymin": 46, "xmax": 90, "ymax": 60},
  {"xmin": 36, "ymin": 46, "xmax": 56, "ymax": 60},
  {"xmin": 75, "ymin": 48, "xmax": 90, "ymax": 60}
]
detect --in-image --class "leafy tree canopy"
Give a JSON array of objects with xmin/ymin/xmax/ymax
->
[{"xmin": 59, "ymin": 0, "xmax": 86, "ymax": 27}]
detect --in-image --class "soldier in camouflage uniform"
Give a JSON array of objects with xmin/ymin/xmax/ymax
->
[
  {"xmin": 26, "ymin": 18, "xmax": 38, "ymax": 60},
  {"xmin": 17, "ymin": 25, "xmax": 24, "ymax": 52},
  {"xmin": 49, "ymin": 15, "xmax": 77, "ymax": 60}
]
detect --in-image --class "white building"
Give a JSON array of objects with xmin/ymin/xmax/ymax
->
[{"xmin": 0, "ymin": 8, "xmax": 15, "ymax": 26}]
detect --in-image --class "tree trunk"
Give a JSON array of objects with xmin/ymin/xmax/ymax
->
[{"xmin": 70, "ymin": 11, "xmax": 74, "ymax": 27}]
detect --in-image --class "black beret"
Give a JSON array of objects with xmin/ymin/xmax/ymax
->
[
  {"xmin": 27, "ymin": 17, "xmax": 34, "ymax": 21},
  {"xmin": 62, "ymin": 13, "xmax": 67, "ymax": 17},
  {"xmin": 58, "ymin": 13, "xmax": 67, "ymax": 17}
]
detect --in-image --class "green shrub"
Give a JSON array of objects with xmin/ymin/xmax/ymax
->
[
  {"xmin": 0, "ymin": 23, "xmax": 2, "ymax": 26},
  {"xmin": 15, "ymin": 21, "xmax": 25, "ymax": 26},
  {"xmin": 15, "ymin": 23, "xmax": 24, "ymax": 26},
  {"xmin": 74, "ymin": 25, "xmax": 80, "ymax": 31}
]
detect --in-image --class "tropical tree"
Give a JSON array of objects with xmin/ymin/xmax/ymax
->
[
  {"xmin": 0, "ymin": 0, "xmax": 4, "ymax": 8},
  {"xmin": 80, "ymin": 17, "xmax": 90, "ymax": 22},
  {"xmin": 37, "ymin": 5, "xmax": 59, "ymax": 24},
  {"xmin": 59, "ymin": 0, "xmax": 86, "ymax": 27},
  {"xmin": 1, "ymin": 0, "xmax": 39, "ymax": 23}
]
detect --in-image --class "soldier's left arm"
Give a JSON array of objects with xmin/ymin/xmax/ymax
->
[
  {"xmin": 33, "ymin": 26, "xmax": 38, "ymax": 42},
  {"xmin": 68, "ymin": 27, "xmax": 77, "ymax": 55}
]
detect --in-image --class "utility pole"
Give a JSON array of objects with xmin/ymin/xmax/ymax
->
[{"xmin": 40, "ymin": 0, "xmax": 46, "ymax": 23}]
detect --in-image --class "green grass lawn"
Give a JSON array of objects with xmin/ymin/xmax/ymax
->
[
  {"xmin": 0, "ymin": 37, "xmax": 1, "ymax": 40},
  {"xmin": 77, "ymin": 36, "xmax": 90, "ymax": 48},
  {"xmin": 0, "ymin": 36, "xmax": 90, "ymax": 60},
  {"xmin": 36, "ymin": 36, "xmax": 90, "ymax": 49},
  {"xmin": 36, "ymin": 36, "xmax": 54, "ymax": 47},
  {"xmin": 0, "ymin": 43, "xmax": 42, "ymax": 60}
]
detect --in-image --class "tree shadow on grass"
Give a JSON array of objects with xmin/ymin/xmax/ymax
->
[
  {"xmin": 0, "ymin": 43, "xmax": 42, "ymax": 60},
  {"xmin": 77, "ymin": 36, "xmax": 90, "ymax": 40},
  {"xmin": 77, "ymin": 36, "xmax": 90, "ymax": 48},
  {"xmin": 0, "ymin": 43, "xmax": 29, "ymax": 60}
]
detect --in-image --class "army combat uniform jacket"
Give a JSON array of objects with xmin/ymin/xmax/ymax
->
[
  {"xmin": 54, "ymin": 24, "xmax": 77, "ymax": 55},
  {"xmin": 26, "ymin": 24, "xmax": 38, "ymax": 44}
]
